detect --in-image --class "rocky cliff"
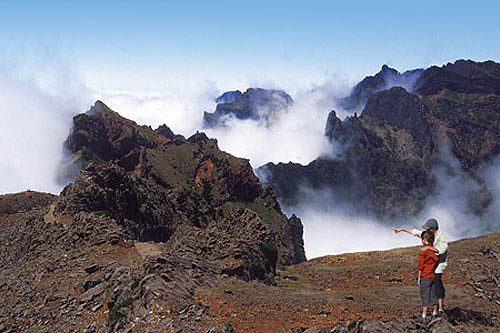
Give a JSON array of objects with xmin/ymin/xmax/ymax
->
[
  {"xmin": 262, "ymin": 60, "xmax": 500, "ymax": 219},
  {"xmin": 340, "ymin": 64, "xmax": 423, "ymax": 110},
  {"xmin": 0, "ymin": 101, "xmax": 305, "ymax": 332},
  {"xmin": 203, "ymin": 88, "xmax": 293, "ymax": 128}
]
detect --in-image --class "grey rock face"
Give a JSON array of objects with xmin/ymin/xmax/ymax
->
[{"xmin": 203, "ymin": 88, "xmax": 293, "ymax": 127}]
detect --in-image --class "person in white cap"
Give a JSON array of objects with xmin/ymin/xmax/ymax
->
[{"xmin": 393, "ymin": 218, "xmax": 448, "ymax": 313}]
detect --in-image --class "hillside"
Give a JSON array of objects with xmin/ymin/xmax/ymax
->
[
  {"xmin": 196, "ymin": 233, "xmax": 500, "ymax": 332},
  {"xmin": 0, "ymin": 102, "xmax": 305, "ymax": 332},
  {"xmin": 261, "ymin": 60, "xmax": 500, "ymax": 219},
  {"xmin": 2, "ymin": 188, "xmax": 498, "ymax": 332}
]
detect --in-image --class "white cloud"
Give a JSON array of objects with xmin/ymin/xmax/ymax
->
[
  {"xmin": 284, "ymin": 189, "xmax": 417, "ymax": 259},
  {"xmin": 204, "ymin": 84, "xmax": 351, "ymax": 168},
  {"xmin": 0, "ymin": 66, "xmax": 90, "ymax": 194},
  {"xmin": 287, "ymin": 142, "xmax": 500, "ymax": 259},
  {"xmin": 92, "ymin": 83, "xmax": 219, "ymax": 137}
]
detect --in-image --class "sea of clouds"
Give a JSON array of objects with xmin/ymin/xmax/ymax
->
[
  {"xmin": 2, "ymin": 62, "xmax": 499, "ymax": 259},
  {"xmin": 0, "ymin": 62, "xmax": 90, "ymax": 194}
]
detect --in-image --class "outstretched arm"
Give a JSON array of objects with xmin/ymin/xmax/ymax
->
[
  {"xmin": 393, "ymin": 228, "xmax": 413, "ymax": 234},
  {"xmin": 394, "ymin": 227, "xmax": 422, "ymax": 238}
]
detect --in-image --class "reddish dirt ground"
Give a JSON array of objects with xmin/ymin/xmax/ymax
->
[{"xmin": 196, "ymin": 234, "xmax": 500, "ymax": 332}]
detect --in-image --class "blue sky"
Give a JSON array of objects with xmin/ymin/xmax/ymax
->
[{"xmin": 1, "ymin": 0, "xmax": 500, "ymax": 93}]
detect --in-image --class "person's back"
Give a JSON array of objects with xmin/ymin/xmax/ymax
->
[
  {"xmin": 418, "ymin": 231, "xmax": 439, "ymax": 320},
  {"xmin": 418, "ymin": 248, "xmax": 439, "ymax": 279}
]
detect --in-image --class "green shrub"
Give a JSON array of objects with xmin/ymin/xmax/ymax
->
[
  {"xmin": 95, "ymin": 210, "xmax": 112, "ymax": 217},
  {"xmin": 348, "ymin": 320, "xmax": 358, "ymax": 331},
  {"xmin": 108, "ymin": 297, "xmax": 134, "ymax": 322},
  {"xmin": 260, "ymin": 242, "xmax": 278, "ymax": 275},
  {"xmin": 201, "ymin": 179, "xmax": 213, "ymax": 203},
  {"xmin": 131, "ymin": 279, "xmax": 140, "ymax": 290}
]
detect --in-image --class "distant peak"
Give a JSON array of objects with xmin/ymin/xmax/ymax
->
[
  {"xmin": 380, "ymin": 64, "xmax": 398, "ymax": 74},
  {"xmin": 215, "ymin": 90, "xmax": 242, "ymax": 104},
  {"xmin": 88, "ymin": 100, "xmax": 111, "ymax": 115}
]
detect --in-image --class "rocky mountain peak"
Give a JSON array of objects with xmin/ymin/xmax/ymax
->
[
  {"xmin": 215, "ymin": 90, "xmax": 242, "ymax": 104},
  {"xmin": 60, "ymin": 100, "xmax": 306, "ymax": 266},
  {"xmin": 416, "ymin": 59, "xmax": 500, "ymax": 95},
  {"xmin": 156, "ymin": 124, "xmax": 185, "ymax": 141},
  {"xmin": 203, "ymin": 87, "xmax": 293, "ymax": 127},
  {"xmin": 361, "ymin": 86, "xmax": 431, "ymax": 148},
  {"xmin": 381, "ymin": 63, "xmax": 397, "ymax": 74},
  {"xmin": 1, "ymin": 100, "xmax": 307, "ymax": 330},
  {"xmin": 341, "ymin": 65, "xmax": 424, "ymax": 110},
  {"xmin": 264, "ymin": 59, "xmax": 500, "ymax": 219}
]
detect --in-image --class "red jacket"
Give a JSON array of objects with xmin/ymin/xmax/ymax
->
[{"xmin": 418, "ymin": 249, "xmax": 439, "ymax": 278}]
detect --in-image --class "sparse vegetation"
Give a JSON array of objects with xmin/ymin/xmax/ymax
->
[
  {"xmin": 443, "ymin": 89, "xmax": 461, "ymax": 102},
  {"xmin": 260, "ymin": 242, "xmax": 278, "ymax": 275},
  {"xmin": 347, "ymin": 320, "xmax": 358, "ymax": 330},
  {"xmin": 108, "ymin": 297, "xmax": 135, "ymax": 323},
  {"xmin": 131, "ymin": 279, "xmax": 140, "ymax": 290},
  {"xmin": 201, "ymin": 179, "xmax": 212, "ymax": 203},
  {"xmin": 95, "ymin": 210, "xmax": 112, "ymax": 217}
]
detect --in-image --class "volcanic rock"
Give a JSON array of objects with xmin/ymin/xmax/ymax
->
[
  {"xmin": 340, "ymin": 64, "xmax": 424, "ymax": 110},
  {"xmin": 203, "ymin": 87, "xmax": 293, "ymax": 127},
  {"xmin": 215, "ymin": 90, "xmax": 242, "ymax": 104},
  {"xmin": 0, "ymin": 100, "xmax": 306, "ymax": 331},
  {"xmin": 262, "ymin": 59, "xmax": 500, "ymax": 219}
]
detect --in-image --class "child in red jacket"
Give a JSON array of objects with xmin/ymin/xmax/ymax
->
[{"xmin": 418, "ymin": 230, "xmax": 439, "ymax": 320}]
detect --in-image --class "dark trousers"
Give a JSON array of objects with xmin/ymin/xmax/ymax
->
[
  {"xmin": 420, "ymin": 277, "xmax": 438, "ymax": 307},
  {"xmin": 435, "ymin": 273, "xmax": 445, "ymax": 299}
]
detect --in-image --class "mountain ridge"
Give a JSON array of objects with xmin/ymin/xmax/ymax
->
[
  {"xmin": 0, "ymin": 101, "xmax": 306, "ymax": 332},
  {"xmin": 261, "ymin": 59, "xmax": 500, "ymax": 220}
]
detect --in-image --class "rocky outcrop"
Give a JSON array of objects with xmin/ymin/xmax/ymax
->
[
  {"xmin": 416, "ymin": 60, "xmax": 500, "ymax": 171},
  {"xmin": 203, "ymin": 88, "xmax": 293, "ymax": 127},
  {"xmin": 262, "ymin": 60, "xmax": 500, "ymax": 219},
  {"xmin": 416, "ymin": 59, "xmax": 500, "ymax": 95},
  {"xmin": 0, "ymin": 101, "xmax": 307, "ymax": 331},
  {"xmin": 53, "ymin": 163, "xmax": 181, "ymax": 242},
  {"xmin": 215, "ymin": 90, "xmax": 242, "ymax": 104},
  {"xmin": 340, "ymin": 64, "xmax": 423, "ymax": 110},
  {"xmin": 265, "ymin": 88, "xmax": 435, "ymax": 217},
  {"xmin": 361, "ymin": 87, "xmax": 432, "ymax": 148},
  {"xmin": 156, "ymin": 124, "xmax": 185, "ymax": 141},
  {"xmin": 0, "ymin": 191, "xmax": 56, "ymax": 216},
  {"xmin": 60, "ymin": 100, "xmax": 306, "ymax": 267}
]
